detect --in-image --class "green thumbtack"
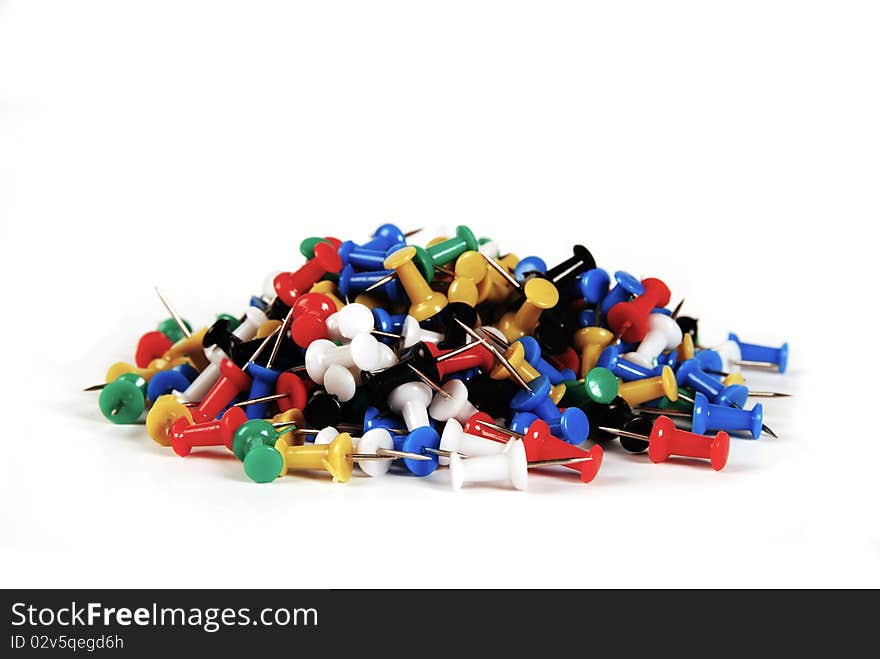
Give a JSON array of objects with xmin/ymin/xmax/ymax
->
[
  {"xmin": 424, "ymin": 225, "xmax": 479, "ymax": 267},
  {"xmin": 232, "ymin": 419, "xmax": 294, "ymax": 483},
  {"xmin": 560, "ymin": 367, "xmax": 619, "ymax": 407},
  {"xmin": 98, "ymin": 373, "xmax": 147, "ymax": 424},
  {"xmin": 157, "ymin": 317, "xmax": 192, "ymax": 344},
  {"xmin": 582, "ymin": 367, "xmax": 619, "ymax": 404}
]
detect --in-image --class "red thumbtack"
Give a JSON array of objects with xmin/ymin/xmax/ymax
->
[
  {"xmin": 606, "ymin": 277, "xmax": 671, "ymax": 343},
  {"xmin": 289, "ymin": 292, "xmax": 337, "ymax": 348},
  {"xmin": 425, "ymin": 342, "xmax": 495, "ymax": 379},
  {"xmin": 170, "ymin": 406, "xmax": 247, "ymax": 456},
  {"xmin": 600, "ymin": 415, "xmax": 730, "ymax": 471},
  {"xmin": 192, "ymin": 358, "xmax": 252, "ymax": 423},
  {"xmin": 275, "ymin": 372, "xmax": 308, "ymax": 412},
  {"xmin": 135, "ymin": 331, "xmax": 173, "ymax": 368},
  {"xmin": 274, "ymin": 241, "xmax": 344, "ymax": 306},
  {"xmin": 464, "ymin": 412, "xmax": 603, "ymax": 484}
]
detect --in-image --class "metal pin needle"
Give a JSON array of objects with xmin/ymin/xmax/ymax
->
[
  {"xmin": 407, "ymin": 364, "xmax": 452, "ymax": 398},
  {"xmin": 481, "ymin": 254, "xmax": 522, "ymax": 290},
  {"xmin": 154, "ymin": 286, "xmax": 191, "ymax": 339}
]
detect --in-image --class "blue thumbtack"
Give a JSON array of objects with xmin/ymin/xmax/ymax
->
[
  {"xmin": 727, "ymin": 333, "xmax": 789, "ymax": 374},
  {"xmin": 600, "ymin": 271, "xmax": 644, "ymax": 315},
  {"xmin": 675, "ymin": 358, "xmax": 748, "ymax": 407},
  {"xmin": 579, "ymin": 308, "xmax": 598, "ymax": 328},
  {"xmin": 363, "ymin": 406, "xmax": 408, "ymax": 435},
  {"xmin": 361, "ymin": 223, "xmax": 407, "ymax": 251},
  {"xmin": 248, "ymin": 295, "xmax": 269, "ymax": 312},
  {"xmin": 400, "ymin": 426, "xmax": 440, "ymax": 476},
  {"xmin": 510, "ymin": 411, "xmax": 540, "ymax": 436},
  {"xmin": 146, "ymin": 363, "xmax": 199, "ymax": 402},
  {"xmin": 517, "ymin": 336, "xmax": 576, "ymax": 384},
  {"xmin": 596, "ymin": 345, "xmax": 660, "ymax": 382},
  {"xmin": 510, "ymin": 376, "xmax": 590, "ymax": 444},
  {"xmin": 339, "ymin": 241, "xmax": 405, "ymax": 270},
  {"xmin": 693, "ymin": 349, "xmax": 724, "ymax": 374},
  {"xmin": 514, "ymin": 256, "xmax": 547, "ymax": 283},
  {"xmin": 656, "ymin": 350, "xmax": 678, "ymax": 369},
  {"xmin": 692, "ymin": 392, "xmax": 764, "ymax": 439},
  {"xmin": 242, "ymin": 363, "xmax": 281, "ymax": 420},
  {"xmin": 372, "ymin": 308, "xmax": 405, "ymax": 333},
  {"xmin": 579, "ymin": 268, "xmax": 611, "ymax": 306},
  {"xmin": 338, "ymin": 264, "xmax": 406, "ymax": 302}
]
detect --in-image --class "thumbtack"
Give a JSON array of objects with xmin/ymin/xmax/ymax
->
[
  {"xmin": 312, "ymin": 427, "xmax": 430, "ymax": 476},
  {"xmin": 383, "ymin": 245, "xmax": 448, "ymax": 320},
  {"xmin": 598, "ymin": 415, "xmax": 730, "ymax": 470},
  {"xmin": 154, "ymin": 286, "xmax": 191, "ymax": 339},
  {"xmin": 510, "ymin": 375, "xmax": 590, "ymax": 445},
  {"xmin": 497, "ymin": 277, "xmax": 559, "ymax": 341},
  {"xmin": 464, "ymin": 414, "xmax": 603, "ymax": 483},
  {"xmin": 617, "ymin": 366, "xmax": 679, "ymax": 407},
  {"xmin": 543, "ymin": 244, "xmax": 597, "ymax": 287},
  {"xmin": 726, "ymin": 400, "xmax": 778, "ymax": 438},
  {"xmin": 449, "ymin": 439, "xmax": 529, "ymax": 490},
  {"xmin": 727, "ymin": 333, "xmax": 789, "ymax": 373},
  {"xmin": 438, "ymin": 418, "xmax": 507, "ymax": 465}
]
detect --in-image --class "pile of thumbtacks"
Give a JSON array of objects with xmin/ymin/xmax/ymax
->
[{"xmin": 89, "ymin": 223, "xmax": 790, "ymax": 490}]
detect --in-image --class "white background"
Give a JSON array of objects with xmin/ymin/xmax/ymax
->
[{"xmin": 1, "ymin": 1, "xmax": 878, "ymax": 588}]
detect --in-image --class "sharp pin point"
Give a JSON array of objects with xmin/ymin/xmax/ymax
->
[
  {"xmin": 671, "ymin": 299, "xmax": 685, "ymax": 319},
  {"xmin": 478, "ymin": 420, "xmax": 525, "ymax": 438},
  {"xmin": 350, "ymin": 454, "xmax": 397, "ymax": 461},
  {"xmin": 235, "ymin": 392, "xmax": 288, "ymax": 407},
  {"xmin": 423, "ymin": 447, "xmax": 458, "ymax": 458},
  {"xmin": 528, "ymin": 456, "xmax": 592, "ymax": 468},
  {"xmin": 597, "ymin": 426, "xmax": 648, "ymax": 441},
  {"xmin": 748, "ymin": 391, "xmax": 792, "ymax": 398},
  {"xmin": 732, "ymin": 359, "xmax": 780, "ymax": 370},
  {"xmin": 632, "ymin": 406, "xmax": 691, "ymax": 418},
  {"xmin": 372, "ymin": 330, "xmax": 404, "ymax": 339},
  {"xmin": 154, "ymin": 286, "xmax": 191, "ymax": 339},
  {"xmin": 375, "ymin": 448, "xmax": 432, "ymax": 461},
  {"xmin": 481, "ymin": 254, "xmax": 522, "ymax": 290},
  {"xmin": 363, "ymin": 273, "xmax": 397, "ymax": 292}
]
